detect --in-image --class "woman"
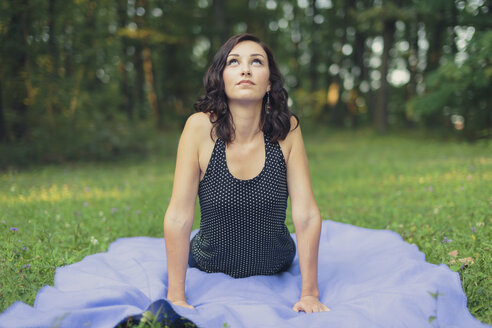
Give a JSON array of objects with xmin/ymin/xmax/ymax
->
[{"xmin": 164, "ymin": 33, "xmax": 330, "ymax": 314}]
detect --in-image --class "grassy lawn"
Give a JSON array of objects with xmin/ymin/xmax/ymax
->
[{"xmin": 1, "ymin": 128, "xmax": 491, "ymax": 324}]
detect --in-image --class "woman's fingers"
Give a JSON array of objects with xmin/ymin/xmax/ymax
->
[
  {"xmin": 322, "ymin": 304, "xmax": 331, "ymax": 312},
  {"xmin": 292, "ymin": 300, "xmax": 330, "ymax": 313}
]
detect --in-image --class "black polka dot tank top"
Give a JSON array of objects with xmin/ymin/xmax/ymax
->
[{"xmin": 189, "ymin": 133, "xmax": 296, "ymax": 278}]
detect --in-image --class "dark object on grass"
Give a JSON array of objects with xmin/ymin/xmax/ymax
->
[{"xmin": 115, "ymin": 299, "xmax": 197, "ymax": 328}]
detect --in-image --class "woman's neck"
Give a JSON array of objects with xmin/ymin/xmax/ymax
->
[{"xmin": 228, "ymin": 99, "xmax": 263, "ymax": 144}]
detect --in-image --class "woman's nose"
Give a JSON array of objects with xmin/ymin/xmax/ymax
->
[{"xmin": 241, "ymin": 65, "xmax": 251, "ymax": 76}]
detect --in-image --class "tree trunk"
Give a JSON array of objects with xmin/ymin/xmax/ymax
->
[
  {"xmin": 48, "ymin": 0, "xmax": 58, "ymax": 75},
  {"xmin": 142, "ymin": 48, "xmax": 161, "ymax": 128},
  {"xmin": 0, "ymin": 79, "xmax": 6, "ymax": 141},
  {"xmin": 375, "ymin": 18, "xmax": 395, "ymax": 133},
  {"xmin": 449, "ymin": 5, "xmax": 458, "ymax": 55},
  {"xmin": 46, "ymin": 0, "xmax": 57, "ymax": 122},
  {"xmin": 82, "ymin": 0, "xmax": 98, "ymax": 92},
  {"xmin": 116, "ymin": 0, "xmax": 133, "ymax": 120},
  {"xmin": 63, "ymin": 15, "xmax": 74, "ymax": 77},
  {"xmin": 8, "ymin": 0, "xmax": 30, "ymax": 140},
  {"xmin": 406, "ymin": 20, "xmax": 418, "ymax": 127},
  {"xmin": 353, "ymin": 31, "xmax": 365, "ymax": 88},
  {"xmin": 213, "ymin": 0, "xmax": 227, "ymax": 49},
  {"xmin": 134, "ymin": 0, "xmax": 147, "ymax": 119},
  {"xmin": 331, "ymin": 15, "xmax": 347, "ymax": 128},
  {"xmin": 349, "ymin": 0, "xmax": 363, "ymax": 128},
  {"xmin": 407, "ymin": 20, "xmax": 418, "ymax": 99},
  {"xmin": 291, "ymin": 3, "xmax": 301, "ymax": 89},
  {"xmin": 357, "ymin": 30, "xmax": 374, "ymax": 119},
  {"xmin": 309, "ymin": 0, "xmax": 318, "ymax": 92},
  {"xmin": 426, "ymin": 19, "xmax": 443, "ymax": 73},
  {"xmin": 134, "ymin": 45, "xmax": 145, "ymax": 118}
]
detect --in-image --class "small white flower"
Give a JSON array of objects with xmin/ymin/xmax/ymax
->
[
  {"xmin": 90, "ymin": 236, "xmax": 99, "ymax": 245},
  {"xmin": 98, "ymin": 211, "xmax": 104, "ymax": 217}
]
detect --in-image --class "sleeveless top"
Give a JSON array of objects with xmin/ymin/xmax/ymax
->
[{"xmin": 189, "ymin": 133, "xmax": 296, "ymax": 278}]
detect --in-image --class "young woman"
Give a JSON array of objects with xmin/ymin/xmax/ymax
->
[{"xmin": 163, "ymin": 33, "xmax": 329, "ymax": 314}]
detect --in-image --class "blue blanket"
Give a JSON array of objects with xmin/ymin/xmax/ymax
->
[{"xmin": 1, "ymin": 220, "xmax": 488, "ymax": 328}]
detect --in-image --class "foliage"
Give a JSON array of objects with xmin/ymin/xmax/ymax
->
[
  {"xmin": 1, "ymin": 1, "xmax": 491, "ymax": 166},
  {"xmin": 408, "ymin": 30, "xmax": 492, "ymax": 140},
  {"xmin": 0, "ymin": 114, "xmax": 164, "ymax": 169},
  {"xmin": 0, "ymin": 129, "xmax": 491, "ymax": 324}
]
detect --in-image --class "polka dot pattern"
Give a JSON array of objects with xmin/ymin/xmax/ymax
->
[{"xmin": 190, "ymin": 133, "xmax": 296, "ymax": 278}]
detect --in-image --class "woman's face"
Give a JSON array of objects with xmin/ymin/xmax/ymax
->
[{"xmin": 222, "ymin": 41, "xmax": 271, "ymax": 104}]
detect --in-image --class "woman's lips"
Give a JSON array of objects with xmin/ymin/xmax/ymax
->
[{"xmin": 237, "ymin": 80, "xmax": 255, "ymax": 85}]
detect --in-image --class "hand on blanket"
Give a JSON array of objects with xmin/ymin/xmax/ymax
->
[
  {"xmin": 292, "ymin": 296, "xmax": 330, "ymax": 314},
  {"xmin": 169, "ymin": 299, "xmax": 195, "ymax": 309}
]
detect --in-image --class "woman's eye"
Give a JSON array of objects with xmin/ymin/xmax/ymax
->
[{"xmin": 226, "ymin": 58, "xmax": 263, "ymax": 66}]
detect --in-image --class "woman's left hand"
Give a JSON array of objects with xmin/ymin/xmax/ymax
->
[{"xmin": 292, "ymin": 296, "xmax": 330, "ymax": 314}]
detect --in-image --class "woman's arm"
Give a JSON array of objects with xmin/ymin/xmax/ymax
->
[
  {"xmin": 164, "ymin": 114, "xmax": 203, "ymax": 309},
  {"xmin": 284, "ymin": 119, "xmax": 330, "ymax": 313}
]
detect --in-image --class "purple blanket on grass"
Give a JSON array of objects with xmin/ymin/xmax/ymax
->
[{"xmin": 0, "ymin": 220, "xmax": 489, "ymax": 328}]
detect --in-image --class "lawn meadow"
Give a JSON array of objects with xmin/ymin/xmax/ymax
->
[{"xmin": 1, "ymin": 128, "xmax": 491, "ymax": 325}]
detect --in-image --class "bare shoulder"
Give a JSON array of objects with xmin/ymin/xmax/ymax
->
[
  {"xmin": 182, "ymin": 112, "xmax": 213, "ymax": 142},
  {"xmin": 278, "ymin": 115, "xmax": 303, "ymax": 164},
  {"xmin": 184, "ymin": 112, "xmax": 212, "ymax": 131},
  {"xmin": 183, "ymin": 112, "xmax": 215, "ymax": 177},
  {"xmin": 288, "ymin": 115, "xmax": 302, "ymax": 137}
]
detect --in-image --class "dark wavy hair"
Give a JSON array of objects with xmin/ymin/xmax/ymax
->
[{"xmin": 194, "ymin": 33, "xmax": 299, "ymax": 144}]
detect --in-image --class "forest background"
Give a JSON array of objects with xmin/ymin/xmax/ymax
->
[{"xmin": 0, "ymin": 0, "xmax": 491, "ymax": 166}]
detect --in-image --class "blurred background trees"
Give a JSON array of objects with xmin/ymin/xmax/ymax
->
[{"xmin": 0, "ymin": 0, "xmax": 490, "ymax": 166}]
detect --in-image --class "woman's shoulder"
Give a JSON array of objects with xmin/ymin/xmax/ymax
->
[
  {"xmin": 288, "ymin": 115, "xmax": 300, "ymax": 133},
  {"xmin": 185, "ymin": 112, "xmax": 212, "ymax": 128},
  {"xmin": 282, "ymin": 115, "xmax": 302, "ymax": 143},
  {"xmin": 183, "ymin": 112, "xmax": 213, "ymax": 135},
  {"xmin": 278, "ymin": 115, "xmax": 302, "ymax": 164},
  {"xmin": 181, "ymin": 112, "xmax": 215, "ymax": 147}
]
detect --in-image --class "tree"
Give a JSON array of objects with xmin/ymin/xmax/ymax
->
[
  {"xmin": 3, "ymin": 0, "xmax": 31, "ymax": 140},
  {"xmin": 409, "ymin": 30, "xmax": 492, "ymax": 140}
]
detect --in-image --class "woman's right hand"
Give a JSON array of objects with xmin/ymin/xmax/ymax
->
[{"xmin": 169, "ymin": 299, "xmax": 195, "ymax": 309}]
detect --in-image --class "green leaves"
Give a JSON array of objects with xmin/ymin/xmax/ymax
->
[{"xmin": 410, "ymin": 30, "xmax": 492, "ymax": 140}]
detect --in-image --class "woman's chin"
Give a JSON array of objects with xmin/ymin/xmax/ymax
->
[{"xmin": 227, "ymin": 93, "xmax": 264, "ymax": 103}]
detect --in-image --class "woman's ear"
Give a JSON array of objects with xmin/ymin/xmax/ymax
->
[{"xmin": 267, "ymin": 81, "xmax": 271, "ymax": 92}]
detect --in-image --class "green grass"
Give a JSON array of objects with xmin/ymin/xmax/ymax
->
[{"xmin": 1, "ymin": 128, "xmax": 491, "ymax": 324}]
